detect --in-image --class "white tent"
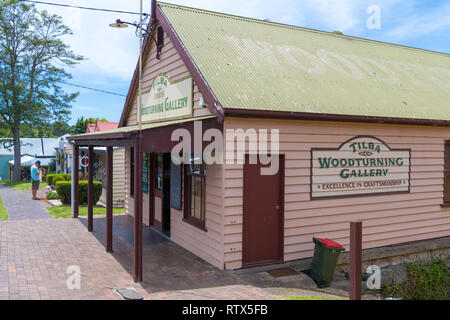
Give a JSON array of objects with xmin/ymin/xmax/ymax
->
[{"xmin": 9, "ymin": 155, "xmax": 53, "ymax": 167}]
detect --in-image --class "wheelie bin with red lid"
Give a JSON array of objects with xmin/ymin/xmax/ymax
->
[{"xmin": 309, "ymin": 237, "xmax": 345, "ymax": 288}]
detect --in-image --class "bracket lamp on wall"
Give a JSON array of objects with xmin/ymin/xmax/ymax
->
[{"xmin": 109, "ymin": 19, "xmax": 129, "ymax": 28}]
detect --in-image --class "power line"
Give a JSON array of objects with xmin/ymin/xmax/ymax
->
[
  {"xmin": 61, "ymin": 81, "xmax": 126, "ymax": 97},
  {"xmin": 20, "ymin": 0, "xmax": 149, "ymax": 16}
]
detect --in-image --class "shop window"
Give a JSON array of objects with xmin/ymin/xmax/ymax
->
[
  {"xmin": 444, "ymin": 142, "xmax": 450, "ymax": 203},
  {"xmin": 155, "ymin": 153, "xmax": 163, "ymax": 190},
  {"xmin": 130, "ymin": 147, "xmax": 134, "ymax": 197},
  {"xmin": 184, "ymin": 158, "xmax": 206, "ymax": 230}
]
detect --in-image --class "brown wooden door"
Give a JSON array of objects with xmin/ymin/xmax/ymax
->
[
  {"xmin": 242, "ymin": 155, "xmax": 284, "ymax": 266},
  {"xmin": 151, "ymin": 153, "xmax": 171, "ymax": 235},
  {"xmin": 153, "ymin": 153, "xmax": 164, "ymax": 231},
  {"xmin": 148, "ymin": 153, "xmax": 155, "ymax": 226}
]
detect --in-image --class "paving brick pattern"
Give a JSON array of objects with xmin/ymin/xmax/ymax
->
[
  {"xmin": 0, "ymin": 212, "xmax": 273, "ymax": 300},
  {"xmin": 0, "ymin": 185, "xmax": 344, "ymax": 300},
  {"xmin": 0, "ymin": 185, "xmax": 50, "ymax": 220},
  {"xmin": 82, "ymin": 215, "xmax": 273, "ymax": 300}
]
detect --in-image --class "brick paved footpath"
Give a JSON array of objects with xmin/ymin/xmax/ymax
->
[
  {"xmin": 0, "ymin": 185, "xmax": 273, "ymax": 300},
  {"xmin": 0, "ymin": 184, "xmax": 50, "ymax": 220}
]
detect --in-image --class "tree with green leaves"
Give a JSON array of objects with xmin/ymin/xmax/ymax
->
[
  {"xmin": 0, "ymin": 0, "xmax": 83, "ymax": 181},
  {"xmin": 1, "ymin": 121, "xmax": 74, "ymax": 138},
  {"xmin": 51, "ymin": 120, "xmax": 73, "ymax": 137}
]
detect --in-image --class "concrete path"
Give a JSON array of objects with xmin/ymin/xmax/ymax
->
[
  {"xmin": 0, "ymin": 184, "xmax": 50, "ymax": 220},
  {"xmin": 232, "ymin": 268, "xmax": 349, "ymax": 300}
]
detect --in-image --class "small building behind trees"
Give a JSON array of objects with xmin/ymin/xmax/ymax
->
[{"xmin": 0, "ymin": 137, "xmax": 61, "ymax": 181}]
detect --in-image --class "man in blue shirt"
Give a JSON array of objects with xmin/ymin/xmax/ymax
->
[{"xmin": 31, "ymin": 160, "xmax": 41, "ymax": 200}]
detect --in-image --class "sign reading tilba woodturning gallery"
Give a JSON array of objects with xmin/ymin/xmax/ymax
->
[
  {"xmin": 311, "ymin": 136, "xmax": 411, "ymax": 200},
  {"xmin": 141, "ymin": 74, "xmax": 193, "ymax": 123}
]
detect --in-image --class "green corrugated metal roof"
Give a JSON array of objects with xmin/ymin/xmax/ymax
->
[
  {"xmin": 68, "ymin": 115, "xmax": 216, "ymax": 140},
  {"xmin": 159, "ymin": 2, "xmax": 450, "ymax": 121}
]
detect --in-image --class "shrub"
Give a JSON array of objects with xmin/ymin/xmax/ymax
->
[
  {"xmin": 53, "ymin": 176, "xmax": 65, "ymax": 185},
  {"xmin": 47, "ymin": 173, "xmax": 71, "ymax": 186},
  {"xmin": 381, "ymin": 258, "xmax": 450, "ymax": 300},
  {"xmin": 55, "ymin": 181, "xmax": 71, "ymax": 204},
  {"xmin": 55, "ymin": 181, "xmax": 70, "ymax": 204},
  {"xmin": 55, "ymin": 181, "xmax": 102, "ymax": 205},
  {"xmin": 47, "ymin": 174, "xmax": 56, "ymax": 186},
  {"xmin": 46, "ymin": 191, "xmax": 60, "ymax": 200}
]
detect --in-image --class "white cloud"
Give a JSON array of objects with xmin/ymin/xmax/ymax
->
[
  {"xmin": 386, "ymin": 3, "xmax": 450, "ymax": 39},
  {"xmin": 33, "ymin": 0, "xmax": 152, "ymax": 81},
  {"xmin": 25, "ymin": 0, "xmax": 447, "ymax": 123},
  {"xmin": 297, "ymin": 0, "xmax": 360, "ymax": 32},
  {"xmin": 31, "ymin": 0, "xmax": 447, "ymax": 84},
  {"xmin": 161, "ymin": 0, "xmax": 361, "ymax": 31},
  {"xmin": 31, "ymin": 0, "xmax": 399, "ymax": 82}
]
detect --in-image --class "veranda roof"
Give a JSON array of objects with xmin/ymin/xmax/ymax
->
[{"xmin": 68, "ymin": 115, "xmax": 216, "ymax": 140}]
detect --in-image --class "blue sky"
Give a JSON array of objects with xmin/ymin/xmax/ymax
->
[{"xmin": 31, "ymin": 0, "xmax": 450, "ymax": 125}]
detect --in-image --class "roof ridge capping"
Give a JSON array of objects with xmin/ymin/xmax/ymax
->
[{"xmin": 157, "ymin": 1, "xmax": 450, "ymax": 57}]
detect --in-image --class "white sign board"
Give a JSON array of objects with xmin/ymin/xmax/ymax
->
[
  {"xmin": 311, "ymin": 136, "xmax": 410, "ymax": 199},
  {"xmin": 141, "ymin": 74, "xmax": 193, "ymax": 123}
]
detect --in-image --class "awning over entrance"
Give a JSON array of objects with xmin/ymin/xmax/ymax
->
[
  {"xmin": 66, "ymin": 114, "xmax": 221, "ymax": 283},
  {"xmin": 68, "ymin": 115, "xmax": 217, "ymax": 143}
]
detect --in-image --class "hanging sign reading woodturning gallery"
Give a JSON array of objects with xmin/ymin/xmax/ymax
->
[
  {"xmin": 311, "ymin": 136, "xmax": 411, "ymax": 200},
  {"xmin": 141, "ymin": 74, "xmax": 193, "ymax": 123}
]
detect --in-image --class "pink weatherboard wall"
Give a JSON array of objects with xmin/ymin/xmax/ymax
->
[
  {"xmin": 120, "ymin": 19, "xmax": 449, "ymax": 271},
  {"xmin": 222, "ymin": 117, "xmax": 450, "ymax": 269},
  {"xmin": 122, "ymin": 23, "xmax": 222, "ymax": 269},
  {"xmin": 124, "ymin": 153, "xmax": 224, "ymax": 269},
  {"xmin": 124, "ymin": 26, "xmax": 212, "ymax": 127}
]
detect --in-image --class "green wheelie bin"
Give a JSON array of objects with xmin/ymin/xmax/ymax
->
[{"xmin": 309, "ymin": 238, "xmax": 345, "ymax": 288}]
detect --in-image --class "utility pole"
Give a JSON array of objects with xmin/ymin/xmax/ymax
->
[{"xmin": 137, "ymin": 0, "xmax": 143, "ymax": 132}]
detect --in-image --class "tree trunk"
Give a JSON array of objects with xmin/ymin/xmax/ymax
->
[{"xmin": 12, "ymin": 124, "xmax": 21, "ymax": 182}]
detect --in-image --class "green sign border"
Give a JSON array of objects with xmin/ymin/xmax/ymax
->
[
  {"xmin": 310, "ymin": 135, "xmax": 411, "ymax": 201},
  {"xmin": 140, "ymin": 73, "xmax": 194, "ymax": 125}
]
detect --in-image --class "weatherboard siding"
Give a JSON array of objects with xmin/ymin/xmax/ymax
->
[
  {"xmin": 142, "ymin": 193, "xmax": 150, "ymax": 226},
  {"xmin": 125, "ymin": 28, "xmax": 211, "ymax": 126},
  {"xmin": 124, "ymin": 148, "xmax": 134, "ymax": 218},
  {"xmin": 222, "ymin": 117, "xmax": 450, "ymax": 269},
  {"xmin": 120, "ymin": 11, "xmax": 450, "ymax": 271},
  {"xmin": 121, "ymin": 25, "xmax": 221, "ymax": 268},
  {"xmin": 154, "ymin": 197, "xmax": 162, "ymax": 224},
  {"xmin": 0, "ymin": 155, "xmax": 12, "ymax": 180},
  {"xmin": 123, "ymin": 143, "xmax": 224, "ymax": 268},
  {"xmin": 112, "ymin": 148, "xmax": 125, "ymax": 207},
  {"xmin": 170, "ymin": 164, "xmax": 224, "ymax": 269}
]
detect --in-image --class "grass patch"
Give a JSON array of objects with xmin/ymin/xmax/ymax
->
[
  {"xmin": 0, "ymin": 196, "xmax": 8, "ymax": 221},
  {"xmin": 2, "ymin": 180, "xmax": 35, "ymax": 190},
  {"xmin": 279, "ymin": 295, "xmax": 343, "ymax": 300},
  {"xmin": 46, "ymin": 205, "xmax": 125, "ymax": 219},
  {"xmin": 1, "ymin": 179, "xmax": 46, "ymax": 190},
  {"xmin": 381, "ymin": 258, "xmax": 450, "ymax": 300}
]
